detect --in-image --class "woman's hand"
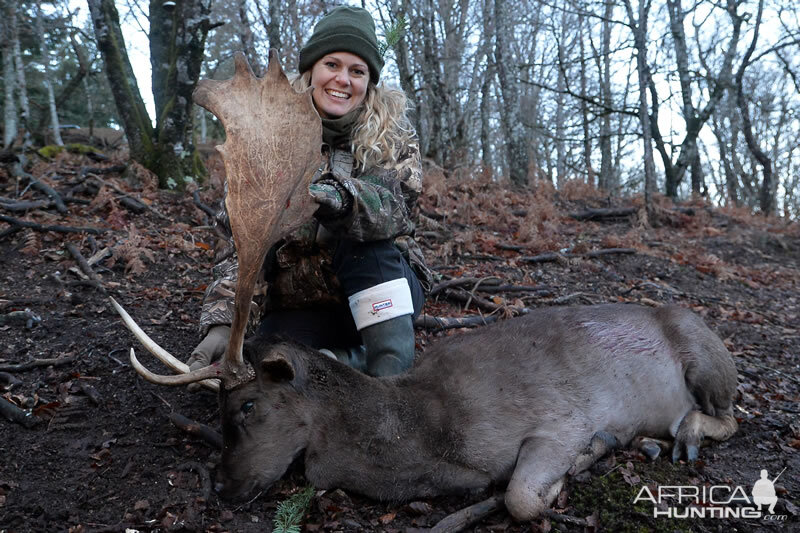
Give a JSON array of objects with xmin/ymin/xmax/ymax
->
[
  {"xmin": 185, "ymin": 325, "xmax": 230, "ymax": 391},
  {"xmin": 309, "ymin": 180, "xmax": 351, "ymax": 217}
]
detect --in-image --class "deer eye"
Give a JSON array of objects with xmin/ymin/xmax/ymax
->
[{"xmin": 241, "ymin": 400, "xmax": 255, "ymax": 414}]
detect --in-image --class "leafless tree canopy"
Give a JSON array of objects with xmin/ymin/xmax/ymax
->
[{"xmin": 1, "ymin": 0, "xmax": 799, "ymax": 217}]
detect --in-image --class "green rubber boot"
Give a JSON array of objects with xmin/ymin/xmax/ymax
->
[{"xmin": 360, "ymin": 314, "xmax": 415, "ymax": 377}]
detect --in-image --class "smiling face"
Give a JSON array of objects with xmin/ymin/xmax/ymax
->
[{"xmin": 309, "ymin": 52, "xmax": 369, "ymax": 118}]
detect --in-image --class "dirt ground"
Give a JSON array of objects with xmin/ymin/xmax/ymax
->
[{"xmin": 1, "ymin": 153, "xmax": 798, "ymax": 532}]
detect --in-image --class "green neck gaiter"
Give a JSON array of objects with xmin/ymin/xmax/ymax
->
[{"xmin": 321, "ymin": 108, "xmax": 361, "ymax": 148}]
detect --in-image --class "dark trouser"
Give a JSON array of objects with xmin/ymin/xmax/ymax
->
[{"xmin": 256, "ymin": 239, "xmax": 424, "ymax": 349}]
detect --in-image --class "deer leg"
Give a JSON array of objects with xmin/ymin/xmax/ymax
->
[
  {"xmin": 504, "ymin": 436, "xmax": 576, "ymax": 521},
  {"xmin": 569, "ymin": 431, "xmax": 619, "ymax": 475},
  {"xmin": 672, "ymin": 409, "xmax": 738, "ymax": 463}
]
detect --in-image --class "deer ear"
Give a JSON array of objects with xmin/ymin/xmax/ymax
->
[{"xmin": 260, "ymin": 352, "xmax": 295, "ymax": 382}]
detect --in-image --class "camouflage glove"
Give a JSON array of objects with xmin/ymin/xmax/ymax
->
[
  {"xmin": 309, "ymin": 180, "xmax": 351, "ymax": 218},
  {"xmin": 186, "ymin": 325, "xmax": 230, "ymax": 392}
]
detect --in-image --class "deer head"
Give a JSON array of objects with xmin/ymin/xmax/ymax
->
[{"xmin": 111, "ymin": 50, "xmax": 322, "ymax": 391}]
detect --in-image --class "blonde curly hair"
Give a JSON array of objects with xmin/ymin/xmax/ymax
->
[{"xmin": 293, "ymin": 71, "xmax": 417, "ymax": 169}]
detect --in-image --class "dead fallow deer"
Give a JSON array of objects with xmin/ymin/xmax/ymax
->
[{"xmin": 110, "ymin": 52, "xmax": 739, "ymax": 522}]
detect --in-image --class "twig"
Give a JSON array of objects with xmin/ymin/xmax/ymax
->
[
  {"xmin": 87, "ymin": 174, "xmax": 170, "ymax": 220},
  {"xmin": 0, "ymin": 396, "xmax": 39, "ymax": 428},
  {"xmin": 519, "ymin": 252, "xmax": 564, "ymax": 264},
  {"xmin": 542, "ymin": 509, "xmax": 590, "ymax": 527},
  {"xmin": 0, "ymin": 213, "xmax": 103, "ymax": 234},
  {"xmin": 169, "ymin": 411, "xmax": 222, "ymax": 450},
  {"xmin": 0, "ymin": 354, "xmax": 77, "ymax": 372},
  {"xmin": 65, "ymin": 242, "xmax": 107, "ymax": 294},
  {"xmin": 552, "ymin": 292, "xmax": 595, "ymax": 305},
  {"xmin": 746, "ymin": 361, "xmax": 800, "ymax": 384},
  {"xmin": 430, "ymin": 495, "xmax": 504, "ymax": 533},
  {"xmin": 414, "ymin": 314, "xmax": 499, "ymax": 330},
  {"xmin": 583, "ymin": 247, "xmax": 637, "ymax": 258},
  {"xmin": 77, "ymin": 380, "xmax": 103, "ymax": 405}
]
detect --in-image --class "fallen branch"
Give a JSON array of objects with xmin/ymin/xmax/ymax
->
[
  {"xmin": 65, "ymin": 242, "xmax": 106, "ymax": 294},
  {"xmin": 430, "ymin": 495, "xmax": 504, "ymax": 533},
  {"xmin": 27, "ymin": 175, "xmax": 68, "ymax": 214},
  {"xmin": 519, "ymin": 252, "xmax": 564, "ymax": 264},
  {"xmin": 569, "ymin": 207, "xmax": 637, "ymax": 221},
  {"xmin": 414, "ymin": 314, "xmax": 499, "ymax": 330},
  {"xmin": 77, "ymin": 380, "xmax": 103, "ymax": 405},
  {"xmin": 0, "ymin": 396, "xmax": 39, "ymax": 428},
  {"xmin": 87, "ymin": 174, "xmax": 170, "ymax": 220},
  {"xmin": 430, "ymin": 276, "xmax": 501, "ymax": 296},
  {"xmin": 520, "ymin": 248, "xmax": 637, "ymax": 264},
  {"xmin": 0, "ymin": 354, "xmax": 77, "ymax": 372},
  {"xmin": 169, "ymin": 412, "xmax": 222, "ymax": 449},
  {"xmin": 0, "ymin": 214, "xmax": 104, "ymax": 234}
]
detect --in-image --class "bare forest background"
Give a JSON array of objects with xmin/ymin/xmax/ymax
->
[{"xmin": 2, "ymin": 0, "xmax": 800, "ymax": 219}]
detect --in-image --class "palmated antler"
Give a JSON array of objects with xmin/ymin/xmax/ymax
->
[{"xmin": 112, "ymin": 50, "xmax": 322, "ymax": 390}]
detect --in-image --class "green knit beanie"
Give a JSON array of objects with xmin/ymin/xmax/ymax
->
[{"xmin": 299, "ymin": 6, "xmax": 383, "ymax": 83}]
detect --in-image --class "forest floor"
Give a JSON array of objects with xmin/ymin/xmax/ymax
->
[{"xmin": 0, "ymin": 150, "xmax": 798, "ymax": 533}]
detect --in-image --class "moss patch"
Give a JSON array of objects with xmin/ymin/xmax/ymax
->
[{"xmin": 567, "ymin": 462, "xmax": 694, "ymax": 533}]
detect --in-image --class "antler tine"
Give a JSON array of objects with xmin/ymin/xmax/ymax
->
[
  {"xmin": 129, "ymin": 348, "xmax": 223, "ymax": 387},
  {"xmin": 109, "ymin": 297, "xmax": 220, "ymax": 391}
]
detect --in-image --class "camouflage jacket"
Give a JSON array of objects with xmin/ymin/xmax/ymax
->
[{"xmin": 198, "ymin": 143, "xmax": 433, "ymax": 337}]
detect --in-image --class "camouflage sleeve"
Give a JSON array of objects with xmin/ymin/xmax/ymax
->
[
  {"xmin": 316, "ymin": 143, "xmax": 422, "ymax": 242},
  {"xmin": 198, "ymin": 187, "xmax": 265, "ymax": 338}
]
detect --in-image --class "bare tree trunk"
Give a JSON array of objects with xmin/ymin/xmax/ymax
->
[
  {"xmin": 34, "ymin": 3, "xmax": 63, "ymax": 146},
  {"xmin": 9, "ymin": 5, "xmax": 30, "ymax": 146},
  {"xmin": 2, "ymin": 10, "xmax": 17, "ymax": 148},
  {"xmin": 624, "ymin": 0, "xmax": 656, "ymax": 222},
  {"xmin": 387, "ymin": 0, "xmax": 422, "ymax": 141},
  {"xmin": 479, "ymin": 0, "xmax": 494, "ymax": 169},
  {"xmin": 554, "ymin": 10, "xmax": 567, "ymax": 188},
  {"xmin": 148, "ymin": 0, "xmax": 215, "ymax": 189},
  {"xmin": 734, "ymin": 0, "xmax": 774, "ymax": 215},
  {"xmin": 87, "ymin": 0, "xmax": 155, "ymax": 166},
  {"xmin": 494, "ymin": 0, "xmax": 529, "ymax": 187},
  {"xmin": 578, "ymin": 9, "xmax": 593, "ymax": 186},
  {"xmin": 598, "ymin": 0, "xmax": 614, "ymax": 192},
  {"xmin": 237, "ymin": 0, "xmax": 262, "ymax": 75}
]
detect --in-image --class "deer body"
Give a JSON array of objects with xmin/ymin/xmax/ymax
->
[{"xmin": 218, "ymin": 303, "xmax": 738, "ymax": 520}]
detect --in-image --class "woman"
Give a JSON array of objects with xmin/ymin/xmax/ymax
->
[{"xmin": 189, "ymin": 6, "xmax": 431, "ymax": 378}]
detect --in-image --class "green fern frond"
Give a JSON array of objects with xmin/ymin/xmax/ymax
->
[{"xmin": 273, "ymin": 486, "xmax": 315, "ymax": 533}]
